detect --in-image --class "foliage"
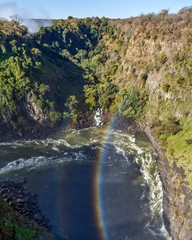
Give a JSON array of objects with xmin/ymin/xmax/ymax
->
[
  {"xmin": 162, "ymin": 82, "xmax": 170, "ymax": 92},
  {"xmin": 97, "ymin": 82, "xmax": 119, "ymax": 110},
  {"xmin": 166, "ymin": 121, "xmax": 192, "ymax": 187},
  {"xmin": 156, "ymin": 52, "xmax": 168, "ymax": 64},
  {"xmin": 0, "ymin": 198, "xmax": 49, "ymax": 240},
  {"xmin": 84, "ymin": 85, "xmax": 97, "ymax": 110},
  {"xmin": 155, "ymin": 116, "xmax": 181, "ymax": 136},
  {"xmin": 177, "ymin": 76, "xmax": 186, "ymax": 86},
  {"xmin": 49, "ymin": 111, "xmax": 61, "ymax": 123},
  {"xmin": 1, "ymin": 11, "xmax": 192, "ymax": 236},
  {"xmin": 119, "ymin": 88, "xmax": 148, "ymax": 118},
  {"xmin": 63, "ymin": 95, "xmax": 79, "ymax": 120},
  {"xmin": 0, "ymin": 16, "xmax": 192, "ymax": 189},
  {"xmin": 38, "ymin": 84, "xmax": 50, "ymax": 96},
  {"xmin": 178, "ymin": 6, "xmax": 192, "ymax": 14},
  {"xmin": 35, "ymin": 17, "xmax": 114, "ymax": 56}
]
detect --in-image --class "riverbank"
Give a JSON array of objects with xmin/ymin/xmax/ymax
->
[
  {"xmin": 0, "ymin": 123, "xmax": 63, "ymax": 143},
  {"xmin": 0, "ymin": 179, "xmax": 55, "ymax": 239}
]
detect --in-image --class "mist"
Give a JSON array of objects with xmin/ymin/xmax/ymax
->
[
  {"xmin": 0, "ymin": 2, "xmax": 53, "ymax": 33},
  {"xmin": 23, "ymin": 19, "xmax": 53, "ymax": 33}
]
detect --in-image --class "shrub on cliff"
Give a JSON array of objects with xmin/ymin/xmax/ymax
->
[
  {"xmin": 155, "ymin": 117, "xmax": 182, "ymax": 136},
  {"xmin": 97, "ymin": 82, "xmax": 119, "ymax": 110},
  {"xmin": 162, "ymin": 82, "xmax": 170, "ymax": 92},
  {"xmin": 119, "ymin": 88, "xmax": 149, "ymax": 119}
]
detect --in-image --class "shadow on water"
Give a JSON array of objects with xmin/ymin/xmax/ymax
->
[
  {"xmin": 25, "ymin": 146, "xmax": 101, "ymax": 240},
  {"xmin": 54, "ymin": 159, "xmax": 100, "ymax": 239}
]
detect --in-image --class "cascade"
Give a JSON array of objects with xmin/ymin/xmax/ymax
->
[{"xmin": 94, "ymin": 108, "xmax": 104, "ymax": 126}]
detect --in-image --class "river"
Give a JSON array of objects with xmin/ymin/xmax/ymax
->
[{"xmin": 0, "ymin": 126, "xmax": 171, "ymax": 240}]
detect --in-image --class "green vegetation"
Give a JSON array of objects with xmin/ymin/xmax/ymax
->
[
  {"xmin": 167, "ymin": 121, "xmax": 192, "ymax": 187},
  {"xmin": 0, "ymin": 17, "xmax": 118, "ymax": 129},
  {"xmin": 119, "ymin": 88, "xmax": 148, "ymax": 118},
  {"xmin": 0, "ymin": 11, "xmax": 192, "ymax": 189},
  {"xmin": 162, "ymin": 82, "xmax": 170, "ymax": 92}
]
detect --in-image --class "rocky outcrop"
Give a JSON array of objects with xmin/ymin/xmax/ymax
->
[
  {"xmin": 0, "ymin": 123, "xmax": 56, "ymax": 142},
  {"xmin": 0, "ymin": 179, "xmax": 51, "ymax": 231},
  {"xmin": 69, "ymin": 109, "xmax": 111, "ymax": 129},
  {"xmin": 25, "ymin": 94, "xmax": 46, "ymax": 124}
]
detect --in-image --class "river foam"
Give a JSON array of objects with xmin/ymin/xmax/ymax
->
[
  {"xmin": 0, "ymin": 151, "xmax": 88, "ymax": 176},
  {"xmin": 98, "ymin": 129, "xmax": 171, "ymax": 239}
]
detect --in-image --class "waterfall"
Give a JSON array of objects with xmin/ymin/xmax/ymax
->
[{"xmin": 94, "ymin": 108, "xmax": 104, "ymax": 126}]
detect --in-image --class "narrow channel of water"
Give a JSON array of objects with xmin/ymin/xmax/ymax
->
[{"xmin": 0, "ymin": 126, "xmax": 171, "ymax": 240}]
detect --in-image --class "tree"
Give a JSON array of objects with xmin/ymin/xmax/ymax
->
[
  {"xmin": 119, "ymin": 88, "xmax": 148, "ymax": 118},
  {"xmin": 64, "ymin": 95, "xmax": 78, "ymax": 120},
  {"xmin": 10, "ymin": 14, "xmax": 23, "ymax": 25},
  {"xmin": 159, "ymin": 9, "xmax": 169, "ymax": 17},
  {"xmin": 178, "ymin": 6, "xmax": 192, "ymax": 14}
]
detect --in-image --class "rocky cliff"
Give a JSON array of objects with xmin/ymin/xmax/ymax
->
[{"xmin": 138, "ymin": 121, "xmax": 192, "ymax": 240}]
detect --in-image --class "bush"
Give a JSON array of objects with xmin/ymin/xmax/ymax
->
[
  {"xmin": 38, "ymin": 84, "xmax": 50, "ymax": 96},
  {"xmin": 36, "ymin": 99, "xmax": 43, "ymax": 108},
  {"xmin": 156, "ymin": 117, "xmax": 181, "ymax": 136},
  {"xmin": 140, "ymin": 73, "xmax": 148, "ymax": 87},
  {"xmin": 64, "ymin": 95, "xmax": 79, "ymax": 120},
  {"xmin": 162, "ymin": 82, "xmax": 170, "ymax": 92},
  {"xmin": 84, "ymin": 85, "xmax": 97, "ymax": 110},
  {"xmin": 186, "ymin": 33, "xmax": 192, "ymax": 43},
  {"xmin": 110, "ymin": 64, "xmax": 118, "ymax": 75},
  {"xmin": 155, "ymin": 43, "xmax": 161, "ymax": 51},
  {"xmin": 177, "ymin": 76, "xmax": 186, "ymax": 86},
  {"xmin": 186, "ymin": 139, "xmax": 192, "ymax": 145},
  {"xmin": 0, "ymin": 198, "xmax": 47, "ymax": 240},
  {"xmin": 119, "ymin": 88, "xmax": 148, "ymax": 118},
  {"xmin": 98, "ymin": 82, "xmax": 119, "ymax": 110},
  {"xmin": 49, "ymin": 111, "xmax": 61, "ymax": 123},
  {"xmin": 156, "ymin": 52, "xmax": 168, "ymax": 64}
]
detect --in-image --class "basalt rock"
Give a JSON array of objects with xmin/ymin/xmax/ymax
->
[{"xmin": 69, "ymin": 110, "xmax": 111, "ymax": 129}]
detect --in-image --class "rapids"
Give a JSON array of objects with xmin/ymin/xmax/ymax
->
[{"xmin": 0, "ymin": 126, "xmax": 171, "ymax": 240}]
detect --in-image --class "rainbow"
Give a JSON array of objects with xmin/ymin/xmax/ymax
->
[{"xmin": 93, "ymin": 114, "xmax": 119, "ymax": 240}]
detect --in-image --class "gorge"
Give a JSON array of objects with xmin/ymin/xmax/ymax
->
[{"xmin": 0, "ymin": 9, "xmax": 192, "ymax": 239}]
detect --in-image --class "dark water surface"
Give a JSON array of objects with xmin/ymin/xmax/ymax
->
[{"xmin": 0, "ymin": 127, "xmax": 171, "ymax": 240}]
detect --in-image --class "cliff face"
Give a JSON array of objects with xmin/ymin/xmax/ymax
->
[
  {"xmin": 107, "ymin": 16, "xmax": 192, "ymax": 239},
  {"xmin": 138, "ymin": 121, "xmax": 192, "ymax": 240},
  {"xmin": 1, "ymin": 13, "xmax": 192, "ymax": 239}
]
